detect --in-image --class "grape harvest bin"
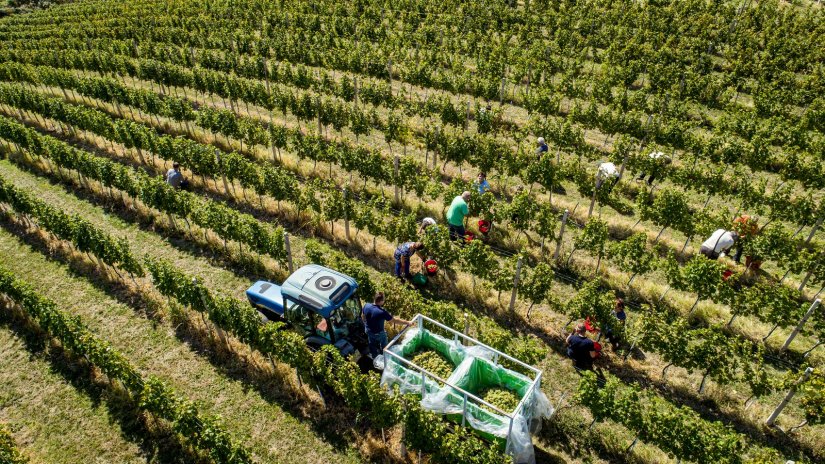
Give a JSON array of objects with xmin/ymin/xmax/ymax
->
[{"xmin": 380, "ymin": 314, "xmax": 553, "ymax": 464}]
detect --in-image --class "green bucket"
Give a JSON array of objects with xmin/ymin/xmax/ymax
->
[{"xmin": 411, "ymin": 273, "xmax": 428, "ymax": 286}]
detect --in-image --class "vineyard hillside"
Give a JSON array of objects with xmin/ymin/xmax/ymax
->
[{"xmin": 0, "ymin": 1, "xmax": 823, "ymax": 463}]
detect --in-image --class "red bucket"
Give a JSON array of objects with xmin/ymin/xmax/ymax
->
[
  {"xmin": 722, "ymin": 269, "xmax": 733, "ymax": 280},
  {"xmin": 424, "ymin": 259, "xmax": 438, "ymax": 276},
  {"xmin": 464, "ymin": 231, "xmax": 476, "ymax": 242},
  {"xmin": 593, "ymin": 341, "xmax": 603, "ymax": 358},
  {"xmin": 478, "ymin": 219, "xmax": 492, "ymax": 234}
]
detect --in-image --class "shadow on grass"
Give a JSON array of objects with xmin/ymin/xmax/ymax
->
[
  {"xmin": 0, "ymin": 298, "xmax": 208, "ymax": 464},
  {"xmin": 3, "ymin": 123, "xmax": 815, "ymax": 461},
  {"xmin": 0, "ymin": 211, "xmax": 397, "ymax": 461}
]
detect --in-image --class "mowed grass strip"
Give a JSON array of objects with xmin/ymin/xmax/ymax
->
[
  {"xmin": 0, "ymin": 185, "xmax": 364, "ymax": 462},
  {"xmin": 0, "ymin": 158, "xmax": 665, "ymax": 463},
  {"xmin": 0, "ymin": 326, "xmax": 147, "ymax": 464}
]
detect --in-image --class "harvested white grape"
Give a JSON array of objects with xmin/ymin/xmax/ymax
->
[
  {"xmin": 479, "ymin": 387, "xmax": 520, "ymax": 413},
  {"xmin": 409, "ymin": 350, "xmax": 453, "ymax": 380}
]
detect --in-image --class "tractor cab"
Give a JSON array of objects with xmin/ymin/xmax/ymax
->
[{"xmin": 245, "ymin": 265, "xmax": 369, "ymax": 358}]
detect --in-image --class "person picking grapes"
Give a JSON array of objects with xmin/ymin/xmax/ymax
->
[
  {"xmin": 699, "ymin": 229, "xmax": 739, "ymax": 260},
  {"xmin": 474, "ymin": 172, "xmax": 491, "ymax": 194},
  {"xmin": 635, "ymin": 150, "xmax": 672, "ymax": 185},
  {"xmin": 361, "ymin": 292, "xmax": 411, "ymax": 358},
  {"xmin": 164, "ymin": 162, "xmax": 189, "ymax": 190},
  {"xmin": 566, "ymin": 323, "xmax": 599, "ymax": 371},
  {"xmin": 732, "ymin": 215, "xmax": 759, "ymax": 265},
  {"xmin": 446, "ymin": 191, "xmax": 471, "ymax": 241},
  {"xmin": 536, "ymin": 136, "xmax": 548, "ymax": 158},
  {"xmin": 418, "ymin": 217, "xmax": 437, "ymax": 235},
  {"xmin": 393, "ymin": 241, "xmax": 425, "ymax": 281},
  {"xmin": 603, "ymin": 298, "xmax": 627, "ymax": 351},
  {"xmin": 596, "ymin": 161, "xmax": 620, "ymax": 193}
]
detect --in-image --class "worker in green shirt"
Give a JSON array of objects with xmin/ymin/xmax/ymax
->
[{"xmin": 446, "ymin": 191, "xmax": 471, "ymax": 241}]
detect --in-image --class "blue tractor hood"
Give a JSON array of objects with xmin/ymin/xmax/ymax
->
[
  {"xmin": 280, "ymin": 264, "xmax": 358, "ymax": 318},
  {"xmin": 246, "ymin": 265, "xmax": 359, "ymax": 320}
]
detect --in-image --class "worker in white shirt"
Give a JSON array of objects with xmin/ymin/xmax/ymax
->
[
  {"xmin": 596, "ymin": 161, "xmax": 620, "ymax": 193},
  {"xmin": 699, "ymin": 229, "xmax": 739, "ymax": 260},
  {"xmin": 636, "ymin": 151, "xmax": 672, "ymax": 185},
  {"xmin": 418, "ymin": 217, "xmax": 437, "ymax": 235}
]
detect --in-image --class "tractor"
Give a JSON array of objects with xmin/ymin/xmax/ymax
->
[{"xmin": 245, "ymin": 264, "xmax": 371, "ymax": 368}]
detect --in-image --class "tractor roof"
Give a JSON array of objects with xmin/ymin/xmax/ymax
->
[{"xmin": 280, "ymin": 264, "xmax": 359, "ymax": 318}]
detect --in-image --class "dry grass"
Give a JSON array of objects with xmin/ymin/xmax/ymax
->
[
  {"xmin": 1, "ymin": 75, "xmax": 822, "ymax": 461},
  {"xmin": 0, "ymin": 325, "xmax": 148, "ymax": 464},
  {"xmin": 0, "ymin": 210, "xmax": 367, "ymax": 463}
]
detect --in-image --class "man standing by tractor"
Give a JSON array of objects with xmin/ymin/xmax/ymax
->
[
  {"xmin": 446, "ymin": 191, "xmax": 471, "ymax": 241},
  {"xmin": 362, "ymin": 292, "xmax": 410, "ymax": 358}
]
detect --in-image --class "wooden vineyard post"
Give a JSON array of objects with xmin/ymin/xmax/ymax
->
[
  {"xmin": 553, "ymin": 209, "xmax": 569, "ymax": 260},
  {"xmin": 317, "ymin": 98, "xmax": 323, "ymax": 135},
  {"xmin": 806, "ymin": 216, "xmax": 823, "ymax": 244},
  {"xmin": 799, "ymin": 268, "xmax": 814, "ymax": 292},
  {"xmin": 509, "ymin": 256, "xmax": 523, "ymax": 312},
  {"xmin": 588, "ymin": 179, "xmax": 600, "ymax": 218},
  {"xmin": 766, "ymin": 367, "xmax": 813, "ymax": 426},
  {"xmin": 393, "ymin": 155, "xmax": 400, "ymax": 204},
  {"xmin": 432, "ymin": 126, "xmax": 439, "ymax": 170},
  {"xmin": 782, "ymin": 299, "xmax": 821, "ymax": 351},
  {"xmin": 526, "ymin": 63, "xmax": 532, "ymax": 97},
  {"xmin": 214, "ymin": 149, "xmax": 230, "ymax": 196},
  {"xmin": 617, "ymin": 152, "xmax": 629, "ymax": 181},
  {"xmin": 499, "ymin": 77, "xmax": 506, "ymax": 103},
  {"xmin": 284, "ymin": 231, "xmax": 294, "ymax": 274},
  {"xmin": 400, "ymin": 402, "xmax": 408, "ymax": 458},
  {"xmin": 463, "ymin": 312, "xmax": 469, "ymax": 343},
  {"xmin": 387, "ymin": 59, "xmax": 393, "ymax": 98},
  {"xmin": 262, "ymin": 57, "xmax": 271, "ymax": 95},
  {"xmin": 343, "ymin": 188, "xmax": 350, "ymax": 240},
  {"xmin": 353, "ymin": 77, "xmax": 359, "ymax": 108}
]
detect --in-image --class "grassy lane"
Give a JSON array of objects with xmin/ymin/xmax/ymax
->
[
  {"xmin": 0, "ymin": 157, "xmax": 809, "ymax": 463},
  {"xmin": 1, "ymin": 121, "xmax": 820, "ymax": 459},
  {"xmin": 0, "ymin": 326, "xmax": 147, "ymax": 464},
  {"xmin": 0, "ymin": 190, "xmax": 365, "ymax": 463},
  {"xmin": 0, "ymin": 154, "xmax": 639, "ymax": 463}
]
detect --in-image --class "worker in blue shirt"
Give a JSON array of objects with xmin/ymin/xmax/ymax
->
[
  {"xmin": 393, "ymin": 241, "xmax": 425, "ymax": 280},
  {"xmin": 603, "ymin": 298, "xmax": 627, "ymax": 351},
  {"xmin": 362, "ymin": 292, "xmax": 410, "ymax": 358},
  {"xmin": 165, "ymin": 162, "xmax": 189, "ymax": 189},
  {"xmin": 474, "ymin": 172, "xmax": 491, "ymax": 194},
  {"xmin": 536, "ymin": 137, "xmax": 548, "ymax": 158}
]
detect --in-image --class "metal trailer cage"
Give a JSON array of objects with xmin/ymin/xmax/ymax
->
[{"xmin": 380, "ymin": 314, "xmax": 552, "ymax": 464}]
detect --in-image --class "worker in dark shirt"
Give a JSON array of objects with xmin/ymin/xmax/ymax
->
[
  {"xmin": 566, "ymin": 323, "xmax": 598, "ymax": 371},
  {"xmin": 603, "ymin": 298, "xmax": 627, "ymax": 351},
  {"xmin": 361, "ymin": 292, "xmax": 410, "ymax": 358}
]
